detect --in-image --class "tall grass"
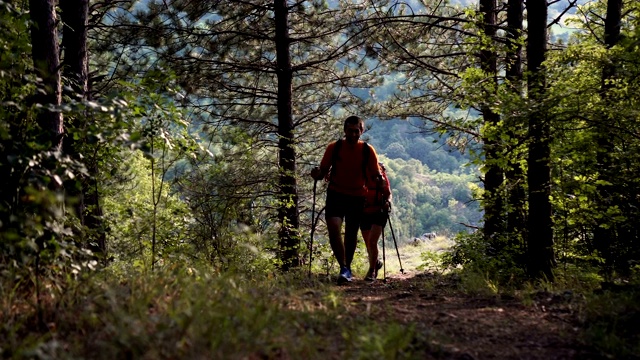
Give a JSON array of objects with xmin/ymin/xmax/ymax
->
[
  {"xmin": 0, "ymin": 264, "xmax": 434, "ymax": 359},
  {"xmin": 578, "ymin": 284, "xmax": 640, "ymax": 358}
]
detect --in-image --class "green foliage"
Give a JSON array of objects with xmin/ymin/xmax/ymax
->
[
  {"xmin": 456, "ymin": 269, "xmax": 502, "ymax": 297},
  {"xmin": 580, "ymin": 288, "xmax": 640, "ymax": 358},
  {"xmin": 385, "ymin": 142, "xmax": 410, "ymax": 160},
  {"xmin": 92, "ymin": 0, "xmax": 392, "ymax": 269},
  {"xmin": 308, "ymin": 237, "xmax": 336, "ymax": 278},
  {"xmin": 417, "ymin": 250, "xmax": 447, "ymax": 273},
  {"xmin": 381, "ymin": 156, "xmax": 481, "ymax": 240},
  {"xmin": 543, "ymin": 1, "xmax": 640, "ymax": 278},
  {"xmin": 0, "ymin": 1, "xmax": 95, "ymax": 284},
  {"xmin": 365, "ymin": 120, "xmax": 472, "ymax": 174},
  {"xmin": 102, "ymin": 151, "xmax": 192, "ymax": 269},
  {"xmin": 553, "ymin": 262, "xmax": 603, "ymax": 292},
  {"xmin": 0, "ymin": 265, "xmax": 434, "ymax": 359},
  {"xmin": 443, "ymin": 231, "xmax": 526, "ymax": 284},
  {"xmin": 168, "ymin": 124, "xmax": 283, "ymax": 270},
  {"xmin": 5, "ymin": 4, "xmax": 640, "ymax": 358}
]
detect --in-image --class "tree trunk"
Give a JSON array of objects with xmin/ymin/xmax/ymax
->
[
  {"xmin": 61, "ymin": 0, "xmax": 89, "ymax": 98},
  {"xmin": 480, "ymin": 0, "xmax": 504, "ymax": 248},
  {"xmin": 594, "ymin": 0, "xmax": 623, "ymax": 278},
  {"xmin": 61, "ymin": 0, "xmax": 106, "ymax": 254},
  {"xmin": 60, "ymin": 0, "xmax": 87, "ymax": 222},
  {"xmin": 526, "ymin": 0, "xmax": 555, "ymax": 280},
  {"xmin": 505, "ymin": 0, "xmax": 526, "ymax": 251},
  {"xmin": 29, "ymin": 0, "xmax": 63, "ymax": 151},
  {"xmin": 275, "ymin": 0, "xmax": 300, "ymax": 271},
  {"xmin": 479, "ymin": 0, "xmax": 504, "ymax": 247}
]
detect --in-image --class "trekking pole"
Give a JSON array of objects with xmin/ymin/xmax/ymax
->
[
  {"xmin": 308, "ymin": 178, "xmax": 318, "ymax": 278},
  {"xmin": 386, "ymin": 212, "xmax": 404, "ymax": 274},
  {"xmin": 381, "ymin": 228, "xmax": 387, "ymax": 282}
]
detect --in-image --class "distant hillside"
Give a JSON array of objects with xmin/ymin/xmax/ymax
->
[
  {"xmin": 360, "ymin": 119, "xmax": 482, "ymax": 240},
  {"xmin": 364, "ymin": 119, "xmax": 472, "ymax": 174}
]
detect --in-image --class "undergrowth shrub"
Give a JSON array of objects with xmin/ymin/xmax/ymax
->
[
  {"xmin": 1, "ymin": 263, "xmax": 433, "ymax": 359},
  {"xmin": 443, "ymin": 232, "xmax": 526, "ymax": 286},
  {"xmin": 580, "ymin": 287, "xmax": 640, "ymax": 358},
  {"xmin": 553, "ymin": 262, "xmax": 603, "ymax": 292}
]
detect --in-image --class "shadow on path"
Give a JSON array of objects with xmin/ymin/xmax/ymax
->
[{"xmin": 335, "ymin": 272, "xmax": 592, "ymax": 360}]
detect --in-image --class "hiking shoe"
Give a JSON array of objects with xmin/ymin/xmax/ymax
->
[
  {"xmin": 365, "ymin": 260, "xmax": 383, "ymax": 281},
  {"xmin": 365, "ymin": 268, "xmax": 375, "ymax": 281},
  {"xmin": 337, "ymin": 266, "xmax": 353, "ymax": 285},
  {"xmin": 374, "ymin": 260, "xmax": 383, "ymax": 279}
]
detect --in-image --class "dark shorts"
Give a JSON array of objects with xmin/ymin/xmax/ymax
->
[
  {"xmin": 325, "ymin": 189, "xmax": 365, "ymax": 242},
  {"xmin": 360, "ymin": 211, "xmax": 388, "ymax": 231},
  {"xmin": 325, "ymin": 189, "xmax": 365, "ymax": 220}
]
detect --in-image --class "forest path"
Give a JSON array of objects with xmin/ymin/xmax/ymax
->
[{"xmin": 333, "ymin": 271, "xmax": 589, "ymax": 360}]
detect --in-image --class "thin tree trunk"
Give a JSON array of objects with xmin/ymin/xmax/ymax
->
[
  {"xmin": 526, "ymin": 0, "xmax": 555, "ymax": 280},
  {"xmin": 594, "ymin": 0, "xmax": 623, "ymax": 279},
  {"xmin": 29, "ymin": 0, "xmax": 63, "ymax": 327},
  {"xmin": 61, "ymin": 0, "xmax": 86, "ymax": 225},
  {"xmin": 505, "ymin": 0, "xmax": 526, "ymax": 251},
  {"xmin": 60, "ymin": 0, "xmax": 106, "ymax": 254},
  {"xmin": 275, "ymin": 0, "xmax": 300, "ymax": 270},
  {"xmin": 479, "ymin": 0, "xmax": 504, "ymax": 246},
  {"xmin": 61, "ymin": 0, "xmax": 89, "ymax": 98},
  {"xmin": 29, "ymin": 0, "xmax": 63, "ymax": 151}
]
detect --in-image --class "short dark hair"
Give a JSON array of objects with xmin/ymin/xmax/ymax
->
[{"xmin": 343, "ymin": 115, "xmax": 364, "ymax": 131}]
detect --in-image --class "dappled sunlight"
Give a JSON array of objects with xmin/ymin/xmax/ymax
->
[{"xmin": 333, "ymin": 274, "xmax": 585, "ymax": 359}]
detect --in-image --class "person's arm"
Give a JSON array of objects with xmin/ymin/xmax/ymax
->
[
  {"xmin": 382, "ymin": 172, "xmax": 392, "ymax": 211},
  {"xmin": 367, "ymin": 145, "xmax": 382, "ymax": 180},
  {"xmin": 310, "ymin": 142, "xmax": 334, "ymax": 180},
  {"xmin": 383, "ymin": 173, "xmax": 392, "ymax": 199}
]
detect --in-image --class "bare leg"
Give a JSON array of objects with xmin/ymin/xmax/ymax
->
[
  {"xmin": 361, "ymin": 229, "xmax": 374, "ymax": 269},
  {"xmin": 344, "ymin": 216, "xmax": 360, "ymax": 268},
  {"xmin": 326, "ymin": 216, "xmax": 345, "ymax": 268},
  {"xmin": 367, "ymin": 224, "xmax": 383, "ymax": 269}
]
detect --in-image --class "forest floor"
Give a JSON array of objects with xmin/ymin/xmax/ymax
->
[
  {"xmin": 6, "ymin": 237, "xmax": 626, "ymax": 359},
  {"xmin": 321, "ymin": 270, "xmax": 599, "ymax": 360}
]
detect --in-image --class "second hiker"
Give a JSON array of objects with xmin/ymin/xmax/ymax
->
[
  {"xmin": 310, "ymin": 115, "xmax": 382, "ymax": 284},
  {"xmin": 361, "ymin": 162, "xmax": 392, "ymax": 281}
]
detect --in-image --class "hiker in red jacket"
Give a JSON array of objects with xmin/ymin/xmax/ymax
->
[
  {"xmin": 310, "ymin": 115, "xmax": 381, "ymax": 284},
  {"xmin": 361, "ymin": 162, "xmax": 392, "ymax": 281}
]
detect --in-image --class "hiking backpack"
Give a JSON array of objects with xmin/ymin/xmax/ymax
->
[{"xmin": 328, "ymin": 139, "xmax": 371, "ymax": 183}]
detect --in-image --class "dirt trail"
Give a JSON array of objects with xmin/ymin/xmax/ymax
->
[{"xmin": 335, "ymin": 272, "xmax": 591, "ymax": 360}]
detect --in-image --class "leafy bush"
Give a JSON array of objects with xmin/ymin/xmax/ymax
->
[
  {"xmin": 580, "ymin": 287, "xmax": 640, "ymax": 358},
  {"xmin": 417, "ymin": 251, "xmax": 447, "ymax": 273},
  {"xmin": 0, "ymin": 264, "xmax": 433, "ymax": 359},
  {"xmin": 443, "ymin": 232, "xmax": 526, "ymax": 285}
]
